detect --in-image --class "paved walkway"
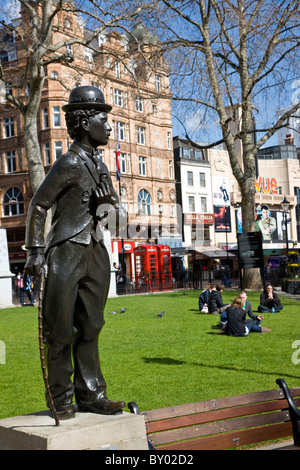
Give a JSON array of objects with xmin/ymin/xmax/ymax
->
[
  {"xmin": 255, "ymin": 440, "xmax": 298, "ymax": 450},
  {"xmin": 276, "ymin": 289, "xmax": 300, "ymax": 301}
]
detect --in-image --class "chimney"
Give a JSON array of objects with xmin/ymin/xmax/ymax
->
[{"xmin": 284, "ymin": 133, "xmax": 294, "ymax": 145}]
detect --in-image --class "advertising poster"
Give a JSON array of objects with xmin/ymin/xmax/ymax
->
[
  {"xmin": 214, "ymin": 205, "xmax": 231, "ymax": 232},
  {"xmin": 213, "ymin": 177, "xmax": 231, "ymax": 233},
  {"xmin": 255, "ymin": 204, "xmax": 291, "ymax": 245}
]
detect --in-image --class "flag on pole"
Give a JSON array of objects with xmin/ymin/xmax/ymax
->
[{"xmin": 116, "ymin": 137, "xmax": 121, "ymax": 181}]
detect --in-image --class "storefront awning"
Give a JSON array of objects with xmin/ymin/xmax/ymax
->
[{"xmin": 191, "ymin": 245, "xmax": 236, "ymax": 260}]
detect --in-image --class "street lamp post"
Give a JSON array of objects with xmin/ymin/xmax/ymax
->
[{"xmin": 281, "ymin": 196, "xmax": 291, "ymax": 256}]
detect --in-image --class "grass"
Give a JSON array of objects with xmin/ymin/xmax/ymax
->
[{"xmin": 0, "ymin": 289, "xmax": 299, "ymax": 419}]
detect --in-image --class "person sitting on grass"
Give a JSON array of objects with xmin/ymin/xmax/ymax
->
[
  {"xmin": 207, "ymin": 284, "xmax": 229, "ymax": 315},
  {"xmin": 258, "ymin": 284, "xmax": 283, "ymax": 313},
  {"xmin": 198, "ymin": 284, "xmax": 214, "ymax": 313},
  {"xmin": 239, "ymin": 290, "xmax": 264, "ymax": 326},
  {"xmin": 219, "ymin": 289, "xmax": 263, "ymax": 328},
  {"xmin": 222, "ymin": 297, "xmax": 271, "ymax": 336}
]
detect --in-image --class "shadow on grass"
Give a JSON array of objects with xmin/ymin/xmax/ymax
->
[
  {"xmin": 142, "ymin": 356, "xmax": 299, "ymax": 380},
  {"xmin": 142, "ymin": 357, "xmax": 185, "ymax": 365}
]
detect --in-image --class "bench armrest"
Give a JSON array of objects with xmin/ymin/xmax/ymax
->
[
  {"xmin": 127, "ymin": 401, "xmax": 155, "ymax": 451},
  {"xmin": 128, "ymin": 401, "xmax": 140, "ymax": 414},
  {"xmin": 276, "ymin": 378, "xmax": 300, "ymax": 447}
]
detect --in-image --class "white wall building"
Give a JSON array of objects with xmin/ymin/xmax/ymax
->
[
  {"xmin": 173, "ymin": 137, "xmax": 214, "ymax": 247},
  {"xmin": 276, "ymin": 106, "xmax": 300, "ymax": 150}
]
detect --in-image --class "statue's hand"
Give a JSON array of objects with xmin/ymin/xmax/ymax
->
[
  {"xmin": 94, "ymin": 174, "xmax": 119, "ymax": 206},
  {"xmin": 25, "ymin": 252, "xmax": 48, "ymax": 278}
]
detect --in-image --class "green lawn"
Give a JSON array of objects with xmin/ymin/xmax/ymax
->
[{"xmin": 0, "ymin": 289, "xmax": 299, "ymax": 419}]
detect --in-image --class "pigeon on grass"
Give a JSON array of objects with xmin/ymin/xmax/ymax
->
[{"xmin": 154, "ymin": 310, "xmax": 165, "ymax": 318}]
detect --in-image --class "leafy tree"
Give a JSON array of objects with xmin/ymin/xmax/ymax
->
[{"xmin": 115, "ymin": 0, "xmax": 300, "ymax": 287}]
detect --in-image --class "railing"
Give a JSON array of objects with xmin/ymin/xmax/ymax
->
[{"xmin": 116, "ymin": 268, "xmax": 241, "ymax": 295}]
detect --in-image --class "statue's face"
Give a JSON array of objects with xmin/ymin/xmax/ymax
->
[{"xmin": 87, "ymin": 111, "xmax": 111, "ymax": 147}]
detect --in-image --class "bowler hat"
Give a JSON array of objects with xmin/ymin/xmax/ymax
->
[{"xmin": 62, "ymin": 86, "xmax": 112, "ymax": 113}]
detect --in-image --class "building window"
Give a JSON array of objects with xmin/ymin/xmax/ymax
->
[
  {"xmin": 137, "ymin": 126, "xmax": 145, "ymax": 145},
  {"xmin": 152, "ymin": 105, "xmax": 157, "ymax": 116},
  {"xmin": 114, "ymin": 89, "xmax": 123, "ymax": 107},
  {"xmin": 201, "ymin": 197, "xmax": 207, "ymax": 213},
  {"xmin": 115, "ymin": 61, "xmax": 120, "ymax": 78},
  {"xmin": 98, "ymin": 149, "xmax": 104, "ymax": 162},
  {"xmin": 139, "ymin": 156, "xmax": 147, "ymax": 176},
  {"xmin": 44, "ymin": 143, "xmax": 51, "ymax": 165},
  {"xmin": 8, "ymin": 50, "xmax": 17, "ymax": 62},
  {"xmin": 0, "ymin": 50, "xmax": 8, "ymax": 63},
  {"xmin": 5, "ymin": 151, "xmax": 16, "ymax": 173},
  {"xmin": 155, "ymin": 74, "xmax": 161, "ymax": 91},
  {"xmin": 171, "ymin": 205, "xmax": 175, "ymax": 217},
  {"xmin": 120, "ymin": 153, "xmax": 126, "ymax": 173},
  {"xmin": 43, "ymin": 108, "xmax": 49, "ymax": 129},
  {"xmin": 4, "ymin": 117, "xmax": 14, "ymax": 138},
  {"xmin": 167, "ymin": 132, "xmax": 172, "ymax": 149},
  {"xmin": 52, "ymin": 107, "xmax": 61, "ymax": 128},
  {"xmin": 169, "ymin": 160, "xmax": 173, "ymax": 179},
  {"xmin": 54, "ymin": 141, "xmax": 63, "ymax": 159},
  {"xmin": 193, "ymin": 225, "xmax": 210, "ymax": 244},
  {"xmin": 199, "ymin": 172, "xmax": 206, "ymax": 187},
  {"xmin": 98, "ymin": 34, "xmax": 106, "ymax": 46},
  {"xmin": 187, "ymin": 171, "xmax": 193, "ymax": 186},
  {"xmin": 188, "ymin": 196, "xmax": 195, "ymax": 212},
  {"xmin": 3, "ymin": 187, "xmax": 24, "ymax": 217},
  {"xmin": 84, "ymin": 48, "xmax": 93, "ymax": 62},
  {"xmin": 127, "ymin": 154, "xmax": 131, "ymax": 174},
  {"xmin": 136, "ymin": 96, "xmax": 143, "ymax": 112},
  {"xmin": 5, "ymin": 82, "xmax": 12, "ymax": 95},
  {"xmin": 66, "ymin": 44, "xmax": 73, "ymax": 56},
  {"xmin": 116, "ymin": 121, "xmax": 125, "ymax": 141},
  {"xmin": 138, "ymin": 189, "xmax": 151, "ymax": 215}
]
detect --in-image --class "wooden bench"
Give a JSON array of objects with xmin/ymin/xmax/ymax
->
[{"xmin": 128, "ymin": 379, "xmax": 300, "ymax": 450}]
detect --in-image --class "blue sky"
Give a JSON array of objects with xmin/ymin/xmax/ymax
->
[{"xmin": 0, "ymin": 0, "xmax": 297, "ymax": 149}]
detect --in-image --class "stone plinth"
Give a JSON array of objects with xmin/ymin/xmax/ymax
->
[
  {"xmin": 0, "ymin": 410, "xmax": 148, "ymax": 450},
  {"xmin": 0, "ymin": 228, "xmax": 14, "ymax": 308}
]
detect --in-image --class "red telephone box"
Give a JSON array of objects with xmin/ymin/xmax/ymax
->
[
  {"xmin": 134, "ymin": 245, "xmax": 160, "ymax": 292},
  {"xmin": 134, "ymin": 244, "xmax": 173, "ymax": 292},
  {"xmin": 157, "ymin": 245, "xmax": 173, "ymax": 291}
]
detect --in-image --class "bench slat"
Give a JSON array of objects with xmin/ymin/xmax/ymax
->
[
  {"xmin": 157, "ymin": 422, "xmax": 293, "ymax": 451},
  {"xmin": 142, "ymin": 388, "xmax": 300, "ymax": 422},
  {"xmin": 149, "ymin": 410, "xmax": 290, "ymax": 446},
  {"xmin": 130, "ymin": 384, "xmax": 300, "ymax": 450},
  {"xmin": 145, "ymin": 398, "xmax": 297, "ymax": 433}
]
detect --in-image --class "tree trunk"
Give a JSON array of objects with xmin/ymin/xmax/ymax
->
[
  {"xmin": 240, "ymin": 161, "xmax": 263, "ymax": 290},
  {"xmin": 24, "ymin": 112, "xmax": 45, "ymax": 193}
]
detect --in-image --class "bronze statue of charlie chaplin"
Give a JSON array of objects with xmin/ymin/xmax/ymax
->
[{"xmin": 25, "ymin": 86, "xmax": 127, "ymax": 420}]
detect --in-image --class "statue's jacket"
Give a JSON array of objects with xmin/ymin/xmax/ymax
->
[{"xmin": 25, "ymin": 143, "xmax": 123, "ymax": 253}]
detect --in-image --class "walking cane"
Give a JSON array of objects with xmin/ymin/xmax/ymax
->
[{"xmin": 38, "ymin": 269, "xmax": 60, "ymax": 426}]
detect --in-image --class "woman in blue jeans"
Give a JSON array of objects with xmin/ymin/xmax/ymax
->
[{"xmin": 224, "ymin": 298, "xmax": 271, "ymax": 336}]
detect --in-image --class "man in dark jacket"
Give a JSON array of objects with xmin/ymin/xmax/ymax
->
[
  {"xmin": 25, "ymin": 86, "xmax": 127, "ymax": 420},
  {"xmin": 239, "ymin": 291, "xmax": 263, "ymax": 325},
  {"xmin": 207, "ymin": 284, "xmax": 229, "ymax": 315},
  {"xmin": 258, "ymin": 284, "xmax": 283, "ymax": 312}
]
